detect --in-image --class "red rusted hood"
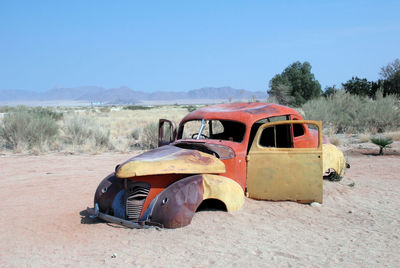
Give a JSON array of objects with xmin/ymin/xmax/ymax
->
[{"xmin": 115, "ymin": 145, "xmax": 226, "ymax": 178}]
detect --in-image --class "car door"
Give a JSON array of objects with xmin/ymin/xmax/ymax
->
[
  {"xmin": 158, "ymin": 119, "xmax": 177, "ymax": 147},
  {"xmin": 247, "ymin": 120, "xmax": 323, "ymax": 203}
]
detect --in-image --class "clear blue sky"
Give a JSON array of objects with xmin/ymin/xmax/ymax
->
[{"xmin": 0, "ymin": 0, "xmax": 399, "ymax": 93}]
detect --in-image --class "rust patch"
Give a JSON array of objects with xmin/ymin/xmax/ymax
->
[{"xmin": 179, "ymin": 150, "xmax": 213, "ymax": 165}]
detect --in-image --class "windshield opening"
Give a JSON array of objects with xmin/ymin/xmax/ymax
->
[{"xmin": 178, "ymin": 119, "xmax": 246, "ymax": 143}]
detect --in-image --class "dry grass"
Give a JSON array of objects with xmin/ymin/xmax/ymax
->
[
  {"xmin": 328, "ymin": 136, "xmax": 341, "ymax": 146},
  {"xmin": 386, "ymin": 131, "xmax": 400, "ymax": 141},
  {"xmin": 358, "ymin": 133, "xmax": 371, "ymax": 143},
  {"xmin": 1, "ymin": 102, "xmax": 399, "ymax": 154},
  {"xmin": 93, "ymin": 106, "xmax": 187, "ymax": 151},
  {"xmin": 0, "ymin": 106, "xmax": 59, "ymax": 152},
  {"xmin": 0, "ymin": 105, "xmax": 189, "ymax": 154},
  {"xmin": 58, "ymin": 105, "xmax": 188, "ymax": 152}
]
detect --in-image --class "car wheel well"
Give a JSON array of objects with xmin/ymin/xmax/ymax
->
[{"xmin": 196, "ymin": 198, "xmax": 227, "ymax": 212}]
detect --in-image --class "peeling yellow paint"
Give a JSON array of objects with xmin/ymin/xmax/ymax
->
[
  {"xmin": 323, "ymin": 143, "xmax": 346, "ymax": 178},
  {"xmin": 247, "ymin": 120, "xmax": 323, "ymax": 203},
  {"xmin": 202, "ymin": 174, "xmax": 244, "ymax": 212},
  {"xmin": 116, "ymin": 147, "xmax": 226, "ymax": 178}
]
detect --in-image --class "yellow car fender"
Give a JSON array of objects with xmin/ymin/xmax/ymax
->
[
  {"xmin": 323, "ymin": 144, "xmax": 346, "ymax": 179},
  {"xmin": 201, "ymin": 174, "xmax": 245, "ymax": 212}
]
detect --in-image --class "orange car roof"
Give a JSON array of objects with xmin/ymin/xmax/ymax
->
[{"xmin": 181, "ymin": 102, "xmax": 302, "ymax": 125}]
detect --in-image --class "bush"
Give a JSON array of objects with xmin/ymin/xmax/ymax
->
[
  {"xmin": 30, "ymin": 106, "xmax": 63, "ymax": 121},
  {"xmin": 0, "ymin": 106, "xmax": 59, "ymax": 151},
  {"xmin": 0, "ymin": 106, "xmax": 15, "ymax": 113},
  {"xmin": 367, "ymin": 91, "xmax": 400, "ymax": 132},
  {"xmin": 98, "ymin": 106, "xmax": 111, "ymax": 113},
  {"xmin": 63, "ymin": 115, "xmax": 112, "ymax": 150},
  {"xmin": 370, "ymin": 136, "xmax": 393, "ymax": 155},
  {"xmin": 129, "ymin": 128, "xmax": 140, "ymax": 140},
  {"xmin": 63, "ymin": 116, "xmax": 93, "ymax": 145},
  {"xmin": 140, "ymin": 122, "xmax": 158, "ymax": 149},
  {"xmin": 184, "ymin": 105, "xmax": 197, "ymax": 113},
  {"xmin": 123, "ymin": 105, "xmax": 153, "ymax": 111},
  {"xmin": 92, "ymin": 127, "xmax": 112, "ymax": 149},
  {"xmin": 302, "ymin": 91, "xmax": 400, "ymax": 133}
]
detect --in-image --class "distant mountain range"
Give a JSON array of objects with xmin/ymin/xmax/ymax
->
[{"xmin": 0, "ymin": 86, "xmax": 266, "ymax": 105}]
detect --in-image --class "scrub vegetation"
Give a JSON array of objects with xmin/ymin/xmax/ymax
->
[
  {"xmin": 1, "ymin": 59, "xmax": 399, "ymax": 154},
  {"xmin": 0, "ymin": 99, "xmax": 398, "ymax": 154},
  {"xmin": 0, "ymin": 105, "xmax": 187, "ymax": 153},
  {"xmin": 302, "ymin": 91, "xmax": 400, "ymax": 134},
  {"xmin": 0, "ymin": 106, "xmax": 60, "ymax": 152}
]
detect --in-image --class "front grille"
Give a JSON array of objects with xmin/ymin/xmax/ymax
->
[{"xmin": 125, "ymin": 181, "xmax": 150, "ymax": 222}]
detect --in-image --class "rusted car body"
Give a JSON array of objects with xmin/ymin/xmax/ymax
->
[{"xmin": 89, "ymin": 103, "xmax": 347, "ymax": 228}]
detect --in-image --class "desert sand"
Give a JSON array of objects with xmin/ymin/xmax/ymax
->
[{"xmin": 1, "ymin": 144, "xmax": 399, "ymax": 267}]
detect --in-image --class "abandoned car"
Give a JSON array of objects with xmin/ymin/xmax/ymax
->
[{"xmin": 88, "ymin": 102, "xmax": 347, "ymax": 228}]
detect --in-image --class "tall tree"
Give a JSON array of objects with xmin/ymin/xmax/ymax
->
[
  {"xmin": 323, "ymin": 85, "xmax": 339, "ymax": 97},
  {"xmin": 268, "ymin": 61, "xmax": 322, "ymax": 106},
  {"xmin": 267, "ymin": 84, "xmax": 293, "ymax": 105},
  {"xmin": 379, "ymin": 58, "xmax": 400, "ymax": 96},
  {"xmin": 342, "ymin": 77, "xmax": 372, "ymax": 96},
  {"xmin": 379, "ymin": 58, "xmax": 400, "ymax": 80}
]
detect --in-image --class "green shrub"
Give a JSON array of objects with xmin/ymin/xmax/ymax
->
[
  {"xmin": 123, "ymin": 105, "xmax": 153, "ymax": 111},
  {"xmin": 0, "ymin": 106, "xmax": 16, "ymax": 113},
  {"xmin": 302, "ymin": 91, "xmax": 400, "ymax": 133},
  {"xmin": 185, "ymin": 105, "xmax": 197, "ymax": 112},
  {"xmin": 0, "ymin": 106, "xmax": 59, "ymax": 151},
  {"xmin": 370, "ymin": 136, "xmax": 393, "ymax": 155},
  {"xmin": 366, "ymin": 91, "xmax": 400, "ymax": 132},
  {"xmin": 30, "ymin": 106, "xmax": 63, "ymax": 120}
]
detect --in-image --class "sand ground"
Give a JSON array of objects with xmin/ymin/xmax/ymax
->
[{"xmin": 0, "ymin": 144, "xmax": 399, "ymax": 267}]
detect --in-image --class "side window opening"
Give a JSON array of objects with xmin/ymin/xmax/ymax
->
[
  {"xmin": 211, "ymin": 120, "xmax": 245, "ymax": 142},
  {"xmin": 259, "ymin": 124, "xmax": 293, "ymax": 148},
  {"xmin": 291, "ymin": 117, "xmax": 305, "ymax": 138},
  {"xmin": 293, "ymin": 124, "xmax": 305, "ymax": 137},
  {"xmin": 247, "ymin": 115, "xmax": 290, "ymax": 153},
  {"xmin": 259, "ymin": 127, "xmax": 275, "ymax": 147}
]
